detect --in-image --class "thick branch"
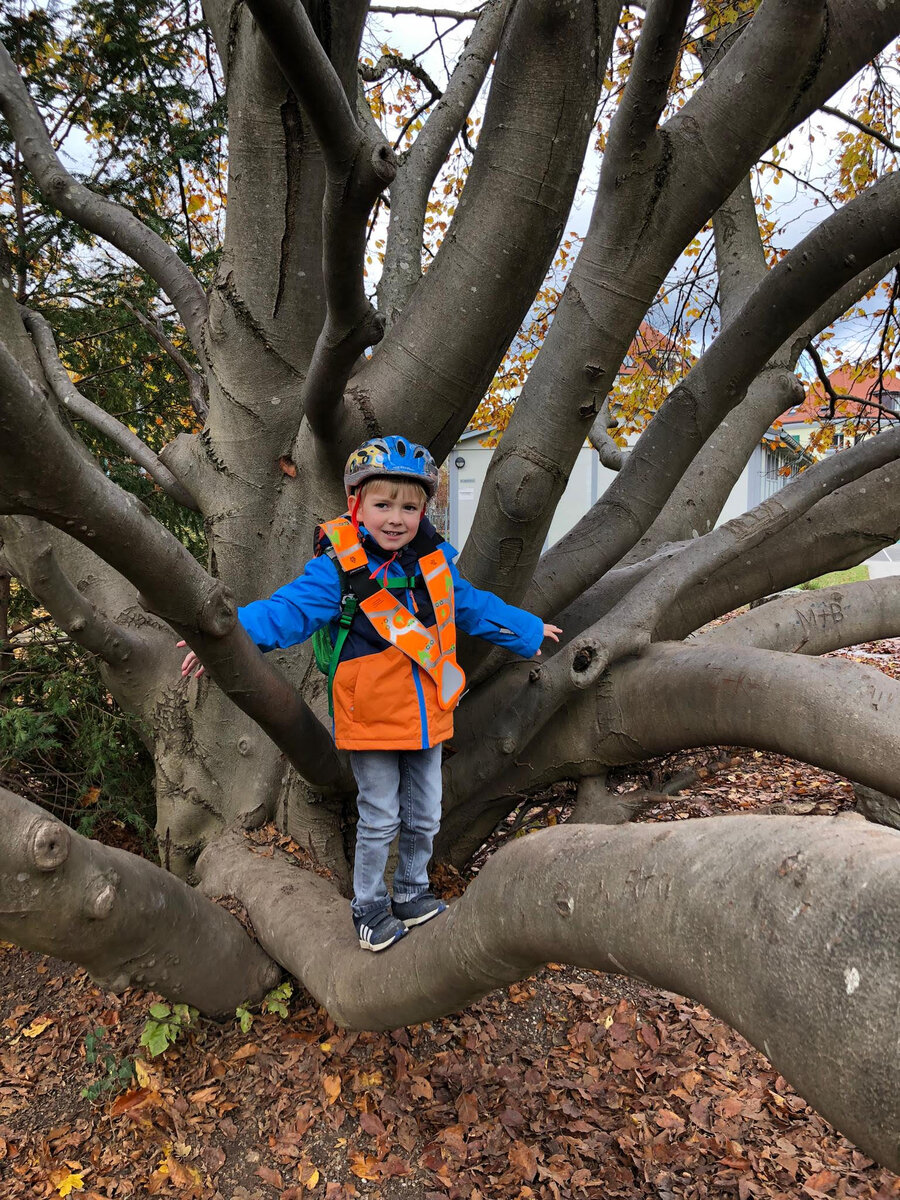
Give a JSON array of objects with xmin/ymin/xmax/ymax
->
[
  {"xmin": 698, "ymin": 577, "xmax": 900, "ymax": 655},
  {"xmin": 0, "ymin": 43, "xmax": 208, "ymax": 352},
  {"xmin": 377, "ymin": 0, "xmax": 512, "ymax": 323},
  {"xmin": 0, "ymin": 787, "xmax": 279, "ymax": 1015},
  {"xmin": 452, "ymin": 423, "xmax": 900, "ymax": 802},
  {"xmin": 199, "ymin": 816, "xmax": 900, "ymax": 1171},
  {"xmin": 529, "ymin": 169, "xmax": 900, "ymax": 618},
  {"xmin": 353, "ymin": 0, "xmax": 618, "ymax": 463},
  {"xmin": 606, "ymin": 0, "xmax": 693, "ymax": 152},
  {"xmin": 22, "ymin": 308, "xmax": 199, "ymax": 510},
  {"xmin": 458, "ymin": 0, "xmax": 832, "ymax": 606},
  {"xmin": 0, "ymin": 516, "xmax": 143, "ymax": 668},
  {"xmin": 0, "ymin": 341, "xmax": 348, "ymax": 790},
  {"xmin": 600, "ymin": 641, "xmax": 900, "ymax": 796},
  {"xmin": 245, "ymin": 0, "xmax": 397, "ymax": 443}
]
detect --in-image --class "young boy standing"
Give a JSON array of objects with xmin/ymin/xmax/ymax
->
[{"xmin": 181, "ymin": 436, "xmax": 560, "ymax": 952}]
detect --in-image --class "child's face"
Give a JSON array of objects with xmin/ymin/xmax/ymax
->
[{"xmin": 354, "ymin": 484, "xmax": 424, "ymax": 552}]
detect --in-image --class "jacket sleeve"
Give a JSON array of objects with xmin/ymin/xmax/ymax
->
[
  {"xmin": 442, "ymin": 544, "xmax": 544, "ymax": 659},
  {"xmin": 237, "ymin": 554, "xmax": 342, "ymax": 652}
]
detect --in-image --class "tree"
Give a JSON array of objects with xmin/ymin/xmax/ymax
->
[{"xmin": 1, "ymin": 0, "xmax": 900, "ymax": 1173}]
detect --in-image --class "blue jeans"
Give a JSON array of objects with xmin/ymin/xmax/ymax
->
[{"xmin": 350, "ymin": 745, "xmax": 443, "ymax": 921}]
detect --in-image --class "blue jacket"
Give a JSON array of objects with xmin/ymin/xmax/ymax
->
[{"xmin": 238, "ymin": 518, "xmax": 543, "ymax": 749}]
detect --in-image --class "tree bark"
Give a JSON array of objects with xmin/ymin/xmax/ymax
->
[
  {"xmin": 199, "ymin": 816, "xmax": 900, "ymax": 1171},
  {"xmin": 0, "ymin": 787, "xmax": 279, "ymax": 1015}
]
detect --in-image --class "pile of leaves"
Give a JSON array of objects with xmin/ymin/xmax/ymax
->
[{"xmin": 2, "ymin": 643, "xmax": 900, "ymax": 1200}]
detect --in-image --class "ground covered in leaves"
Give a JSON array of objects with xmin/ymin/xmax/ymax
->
[{"xmin": 2, "ymin": 641, "xmax": 900, "ymax": 1200}]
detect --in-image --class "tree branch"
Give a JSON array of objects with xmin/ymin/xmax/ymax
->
[
  {"xmin": 377, "ymin": 0, "xmax": 512, "ymax": 323},
  {"xmin": 21, "ymin": 307, "xmax": 200, "ymax": 511},
  {"xmin": 368, "ymin": 5, "xmax": 481, "ymax": 17},
  {"xmin": 821, "ymin": 102, "xmax": 900, "ymax": 155},
  {"xmin": 451, "ymin": 421, "xmax": 900, "ymax": 804},
  {"xmin": 199, "ymin": 815, "xmax": 900, "ymax": 1171},
  {"xmin": 457, "ymin": 0, "xmax": 833, "ymax": 607},
  {"xmin": 0, "ymin": 516, "xmax": 144, "ymax": 668},
  {"xmin": 528, "ymin": 168, "xmax": 900, "ymax": 619},
  {"xmin": 354, "ymin": 0, "xmax": 618, "ymax": 463},
  {"xmin": 0, "ymin": 786, "xmax": 279, "ymax": 1015},
  {"xmin": 244, "ymin": 0, "xmax": 397, "ymax": 446},
  {"xmin": 0, "ymin": 339, "xmax": 349, "ymax": 792},
  {"xmin": 120, "ymin": 300, "xmax": 209, "ymax": 420},
  {"xmin": 606, "ymin": 0, "xmax": 693, "ymax": 154},
  {"xmin": 698, "ymin": 577, "xmax": 900, "ymax": 656},
  {"xmin": 0, "ymin": 42, "xmax": 208, "ymax": 353}
]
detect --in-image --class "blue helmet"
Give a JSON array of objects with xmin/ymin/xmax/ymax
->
[{"xmin": 344, "ymin": 435, "xmax": 439, "ymax": 498}]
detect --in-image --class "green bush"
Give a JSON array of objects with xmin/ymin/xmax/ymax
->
[{"xmin": 1, "ymin": 590, "xmax": 155, "ymax": 851}]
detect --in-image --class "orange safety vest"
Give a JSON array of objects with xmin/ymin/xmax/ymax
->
[{"xmin": 319, "ymin": 518, "xmax": 467, "ymax": 711}]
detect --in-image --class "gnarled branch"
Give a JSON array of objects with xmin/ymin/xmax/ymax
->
[
  {"xmin": 0, "ymin": 339, "xmax": 348, "ymax": 791},
  {"xmin": 0, "ymin": 786, "xmax": 279, "ymax": 1015}
]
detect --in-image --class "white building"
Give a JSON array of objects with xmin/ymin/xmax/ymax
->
[{"xmin": 446, "ymin": 427, "xmax": 896, "ymax": 577}]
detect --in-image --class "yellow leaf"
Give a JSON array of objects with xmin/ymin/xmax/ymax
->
[
  {"xmin": 134, "ymin": 1059, "xmax": 151, "ymax": 1088},
  {"xmin": 23, "ymin": 1018, "xmax": 53, "ymax": 1038},
  {"xmin": 56, "ymin": 1173, "xmax": 85, "ymax": 1196}
]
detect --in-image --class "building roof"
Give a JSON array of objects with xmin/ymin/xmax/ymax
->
[{"xmin": 778, "ymin": 366, "xmax": 900, "ymax": 426}]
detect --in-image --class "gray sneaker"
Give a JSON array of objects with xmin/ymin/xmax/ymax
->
[
  {"xmin": 392, "ymin": 892, "xmax": 447, "ymax": 929},
  {"xmin": 354, "ymin": 908, "xmax": 408, "ymax": 952}
]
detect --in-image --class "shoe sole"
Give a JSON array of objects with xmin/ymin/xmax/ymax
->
[
  {"xmin": 400, "ymin": 905, "xmax": 446, "ymax": 929},
  {"xmin": 358, "ymin": 931, "xmax": 407, "ymax": 952}
]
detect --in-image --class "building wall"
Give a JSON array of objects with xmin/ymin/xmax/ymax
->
[{"xmin": 448, "ymin": 433, "xmax": 898, "ymax": 580}]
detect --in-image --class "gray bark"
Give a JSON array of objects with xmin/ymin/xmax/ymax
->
[
  {"xmin": 698, "ymin": 578, "xmax": 900, "ymax": 656},
  {"xmin": 199, "ymin": 816, "xmax": 900, "ymax": 1172},
  {"xmin": 0, "ymin": 787, "xmax": 279, "ymax": 1014},
  {"xmin": 459, "ymin": 0, "xmax": 839, "ymax": 606},
  {"xmin": 529, "ymin": 168, "xmax": 900, "ymax": 620},
  {"xmin": 377, "ymin": 0, "xmax": 512, "ymax": 326},
  {"xmin": 351, "ymin": 0, "xmax": 620, "ymax": 463}
]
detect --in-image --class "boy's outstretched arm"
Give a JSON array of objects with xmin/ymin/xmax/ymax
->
[
  {"xmin": 447, "ymin": 557, "xmax": 559, "ymax": 659},
  {"xmin": 176, "ymin": 555, "xmax": 343, "ymax": 679}
]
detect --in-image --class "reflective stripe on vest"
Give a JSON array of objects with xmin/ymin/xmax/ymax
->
[{"xmin": 319, "ymin": 518, "xmax": 466, "ymax": 711}]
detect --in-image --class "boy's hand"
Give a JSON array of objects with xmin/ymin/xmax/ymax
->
[
  {"xmin": 176, "ymin": 640, "xmax": 205, "ymax": 679},
  {"xmin": 535, "ymin": 623, "xmax": 562, "ymax": 656}
]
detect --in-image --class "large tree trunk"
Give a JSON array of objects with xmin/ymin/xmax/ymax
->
[{"xmin": 0, "ymin": 788, "xmax": 279, "ymax": 1014}]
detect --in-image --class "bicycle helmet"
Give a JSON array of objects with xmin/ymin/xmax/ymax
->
[{"xmin": 344, "ymin": 435, "xmax": 439, "ymax": 499}]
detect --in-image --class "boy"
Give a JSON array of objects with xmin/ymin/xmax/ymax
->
[{"xmin": 181, "ymin": 436, "xmax": 560, "ymax": 952}]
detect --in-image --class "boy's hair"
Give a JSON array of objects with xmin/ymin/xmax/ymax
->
[{"xmin": 355, "ymin": 477, "xmax": 428, "ymax": 505}]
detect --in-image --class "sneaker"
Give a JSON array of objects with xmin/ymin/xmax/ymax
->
[
  {"xmin": 354, "ymin": 908, "xmax": 408, "ymax": 952},
  {"xmin": 392, "ymin": 892, "xmax": 447, "ymax": 929}
]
